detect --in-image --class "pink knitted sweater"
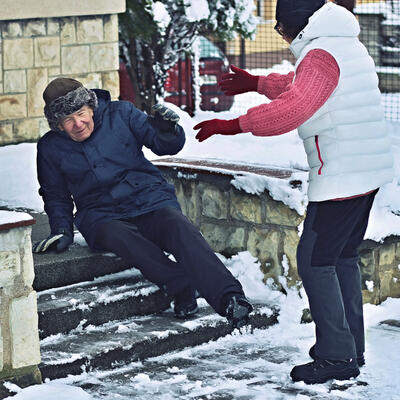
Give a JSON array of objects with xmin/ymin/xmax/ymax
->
[
  {"xmin": 238, "ymin": 49, "xmax": 376, "ymax": 200},
  {"xmin": 238, "ymin": 49, "xmax": 340, "ymax": 136}
]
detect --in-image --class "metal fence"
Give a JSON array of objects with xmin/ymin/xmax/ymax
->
[
  {"xmin": 189, "ymin": 0, "xmax": 400, "ymax": 121},
  {"xmin": 356, "ymin": 0, "xmax": 400, "ymax": 120}
]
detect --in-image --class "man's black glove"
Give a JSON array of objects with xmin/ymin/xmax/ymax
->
[
  {"xmin": 32, "ymin": 229, "xmax": 73, "ymax": 253},
  {"xmin": 149, "ymin": 104, "xmax": 180, "ymax": 134}
]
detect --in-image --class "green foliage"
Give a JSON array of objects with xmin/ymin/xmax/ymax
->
[{"xmin": 119, "ymin": 0, "xmax": 158, "ymax": 41}]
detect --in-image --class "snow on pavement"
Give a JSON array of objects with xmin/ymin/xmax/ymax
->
[
  {"xmin": 7, "ymin": 285, "xmax": 400, "ymax": 400},
  {"xmin": 5, "ymin": 254, "xmax": 400, "ymax": 399},
  {"xmin": 3, "ymin": 381, "xmax": 92, "ymax": 400}
]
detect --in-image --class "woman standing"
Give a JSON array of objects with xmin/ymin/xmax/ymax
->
[{"xmin": 194, "ymin": 0, "xmax": 394, "ymax": 384}]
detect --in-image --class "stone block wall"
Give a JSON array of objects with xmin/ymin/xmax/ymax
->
[
  {"xmin": 359, "ymin": 236, "xmax": 400, "ymax": 304},
  {"xmin": 0, "ymin": 211, "xmax": 41, "ymax": 387},
  {"xmin": 0, "ymin": 14, "xmax": 120, "ymax": 145},
  {"xmin": 156, "ymin": 159, "xmax": 400, "ymax": 304}
]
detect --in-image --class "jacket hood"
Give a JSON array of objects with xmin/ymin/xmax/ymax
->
[
  {"xmin": 93, "ymin": 89, "xmax": 111, "ymax": 127},
  {"xmin": 290, "ymin": 2, "xmax": 360, "ymax": 58}
]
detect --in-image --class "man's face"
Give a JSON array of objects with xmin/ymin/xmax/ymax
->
[{"xmin": 59, "ymin": 105, "xmax": 94, "ymax": 142}]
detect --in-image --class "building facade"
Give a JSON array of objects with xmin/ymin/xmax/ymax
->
[{"xmin": 0, "ymin": 0, "xmax": 125, "ymax": 146}]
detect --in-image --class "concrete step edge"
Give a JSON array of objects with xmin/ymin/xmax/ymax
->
[
  {"xmin": 34, "ymin": 250, "xmax": 130, "ymax": 291},
  {"xmin": 38, "ymin": 288, "xmax": 172, "ymax": 338}
]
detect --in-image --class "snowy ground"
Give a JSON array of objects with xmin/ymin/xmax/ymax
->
[
  {"xmin": 70, "ymin": 296, "xmax": 400, "ymax": 400},
  {"xmin": 5, "ymin": 279, "xmax": 400, "ymax": 400}
]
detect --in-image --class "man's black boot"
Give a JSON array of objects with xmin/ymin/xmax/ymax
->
[
  {"xmin": 224, "ymin": 295, "xmax": 253, "ymax": 329},
  {"xmin": 290, "ymin": 358, "xmax": 360, "ymax": 384},
  {"xmin": 174, "ymin": 286, "xmax": 199, "ymax": 319},
  {"xmin": 309, "ymin": 344, "xmax": 365, "ymax": 367}
]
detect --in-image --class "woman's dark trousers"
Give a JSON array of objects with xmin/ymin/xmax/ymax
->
[{"xmin": 297, "ymin": 191, "xmax": 377, "ymax": 361}]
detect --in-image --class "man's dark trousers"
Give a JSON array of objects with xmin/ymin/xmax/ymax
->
[
  {"xmin": 93, "ymin": 207, "xmax": 244, "ymax": 315},
  {"xmin": 297, "ymin": 190, "xmax": 377, "ymax": 361}
]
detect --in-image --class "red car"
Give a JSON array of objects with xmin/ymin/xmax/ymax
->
[{"xmin": 119, "ymin": 37, "xmax": 234, "ymax": 113}]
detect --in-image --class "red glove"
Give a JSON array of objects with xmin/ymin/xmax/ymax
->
[
  {"xmin": 194, "ymin": 118, "xmax": 242, "ymax": 142},
  {"xmin": 218, "ymin": 65, "xmax": 260, "ymax": 95}
]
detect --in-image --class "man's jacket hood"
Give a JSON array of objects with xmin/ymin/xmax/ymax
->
[{"xmin": 92, "ymin": 89, "xmax": 111, "ymax": 126}]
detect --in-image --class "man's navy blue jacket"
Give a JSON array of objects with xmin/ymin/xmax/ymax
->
[{"xmin": 37, "ymin": 89, "xmax": 185, "ymax": 248}]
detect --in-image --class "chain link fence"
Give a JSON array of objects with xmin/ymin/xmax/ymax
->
[{"xmin": 195, "ymin": 0, "xmax": 400, "ymax": 121}]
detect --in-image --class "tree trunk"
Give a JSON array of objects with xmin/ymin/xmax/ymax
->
[{"xmin": 127, "ymin": 39, "xmax": 157, "ymax": 114}]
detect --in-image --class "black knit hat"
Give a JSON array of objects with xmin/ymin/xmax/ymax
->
[
  {"xmin": 43, "ymin": 77, "xmax": 98, "ymax": 131},
  {"xmin": 276, "ymin": 0, "xmax": 326, "ymax": 28}
]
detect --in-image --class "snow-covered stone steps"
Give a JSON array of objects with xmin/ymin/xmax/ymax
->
[
  {"xmin": 37, "ymin": 268, "xmax": 171, "ymax": 338},
  {"xmin": 30, "ymin": 210, "xmax": 280, "ymax": 387},
  {"xmin": 33, "ymin": 246, "xmax": 129, "ymax": 291},
  {"xmin": 30, "ymin": 210, "xmax": 131, "ymax": 291},
  {"xmin": 39, "ymin": 302, "xmax": 278, "ymax": 381}
]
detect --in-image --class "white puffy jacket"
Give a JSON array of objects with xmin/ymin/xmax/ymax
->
[{"xmin": 290, "ymin": 2, "xmax": 394, "ymax": 201}]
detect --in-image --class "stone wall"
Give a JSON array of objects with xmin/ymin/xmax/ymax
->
[
  {"xmin": 0, "ymin": 211, "xmax": 41, "ymax": 387},
  {"xmin": 0, "ymin": 6, "xmax": 123, "ymax": 145},
  {"xmin": 156, "ymin": 159, "xmax": 400, "ymax": 305},
  {"xmin": 359, "ymin": 236, "xmax": 400, "ymax": 304}
]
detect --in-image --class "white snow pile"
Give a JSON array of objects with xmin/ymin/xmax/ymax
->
[
  {"xmin": 183, "ymin": 0, "xmax": 210, "ymax": 22},
  {"xmin": 3, "ymin": 381, "xmax": 93, "ymax": 400},
  {"xmin": 0, "ymin": 210, "xmax": 33, "ymax": 225},
  {"xmin": 219, "ymin": 251, "xmax": 298, "ymax": 305},
  {"xmin": 231, "ymin": 170, "xmax": 308, "ymax": 215},
  {"xmin": 151, "ymin": 2, "xmax": 170, "ymax": 32}
]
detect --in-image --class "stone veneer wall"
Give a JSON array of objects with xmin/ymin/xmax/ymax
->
[
  {"xmin": 0, "ymin": 11, "xmax": 121, "ymax": 145},
  {"xmin": 0, "ymin": 212, "xmax": 41, "ymax": 388},
  {"xmin": 156, "ymin": 160, "xmax": 400, "ymax": 305}
]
